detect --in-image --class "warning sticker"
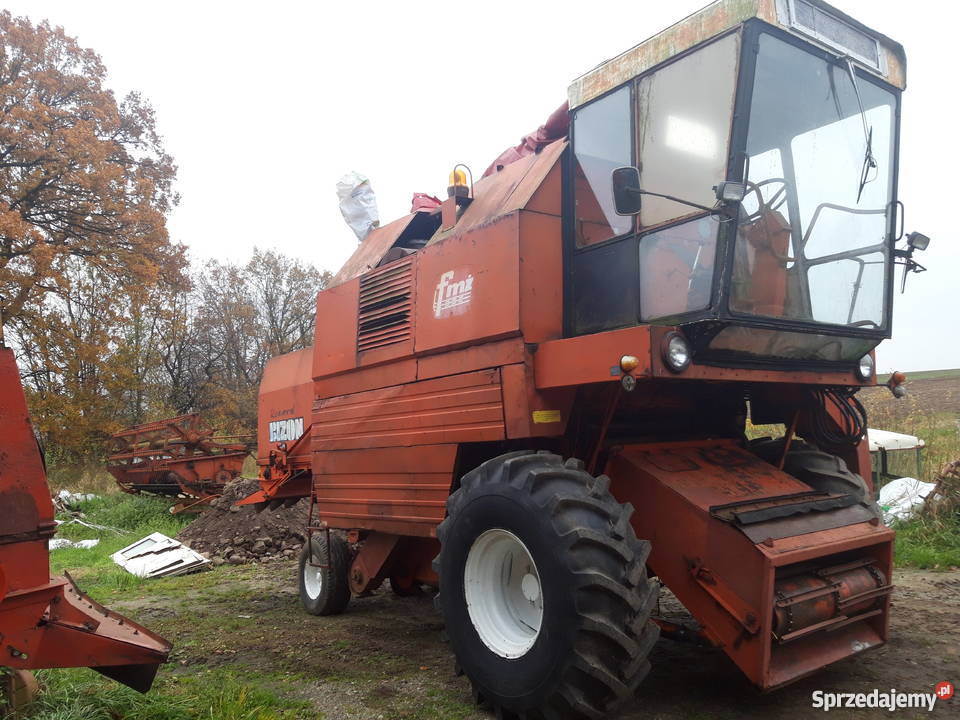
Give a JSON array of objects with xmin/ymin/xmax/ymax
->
[{"xmin": 532, "ymin": 410, "xmax": 562, "ymax": 424}]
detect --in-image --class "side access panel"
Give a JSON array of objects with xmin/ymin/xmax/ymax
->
[{"xmin": 311, "ymin": 369, "xmax": 506, "ymax": 536}]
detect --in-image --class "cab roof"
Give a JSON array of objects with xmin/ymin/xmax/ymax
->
[{"xmin": 568, "ymin": 0, "xmax": 906, "ymax": 111}]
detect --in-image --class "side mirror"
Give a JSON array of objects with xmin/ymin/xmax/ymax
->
[{"xmin": 612, "ymin": 166, "xmax": 642, "ymax": 216}]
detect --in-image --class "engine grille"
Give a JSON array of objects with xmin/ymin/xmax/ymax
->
[{"xmin": 357, "ymin": 257, "xmax": 414, "ymax": 353}]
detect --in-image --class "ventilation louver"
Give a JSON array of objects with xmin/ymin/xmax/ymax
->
[{"xmin": 357, "ymin": 257, "xmax": 413, "ymax": 353}]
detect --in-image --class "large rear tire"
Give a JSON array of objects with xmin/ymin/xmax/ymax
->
[
  {"xmin": 434, "ymin": 451, "xmax": 659, "ymax": 720},
  {"xmin": 298, "ymin": 533, "xmax": 352, "ymax": 616}
]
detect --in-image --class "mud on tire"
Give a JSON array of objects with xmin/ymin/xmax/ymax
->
[{"xmin": 434, "ymin": 451, "xmax": 659, "ymax": 720}]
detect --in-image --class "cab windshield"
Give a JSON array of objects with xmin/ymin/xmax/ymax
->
[{"xmin": 730, "ymin": 32, "xmax": 897, "ymax": 331}]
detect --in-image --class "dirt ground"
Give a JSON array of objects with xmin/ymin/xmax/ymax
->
[{"xmin": 112, "ymin": 562, "xmax": 958, "ymax": 720}]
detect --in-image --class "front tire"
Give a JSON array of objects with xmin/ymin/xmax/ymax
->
[
  {"xmin": 435, "ymin": 451, "xmax": 659, "ymax": 720},
  {"xmin": 298, "ymin": 533, "xmax": 352, "ymax": 616}
]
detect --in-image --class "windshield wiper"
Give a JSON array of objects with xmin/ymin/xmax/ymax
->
[
  {"xmin": 844, "ymin": 58, "xmax": 877, "ymax": 203},
  {"xmin": 857, "ymin": 125, "xmax": 876, "ymax": 203}
]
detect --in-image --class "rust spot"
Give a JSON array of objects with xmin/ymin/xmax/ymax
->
[{"xmin": 0, "ymin": 489, "xmax": 38, "ymax": 537}]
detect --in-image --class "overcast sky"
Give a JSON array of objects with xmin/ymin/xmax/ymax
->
[{"xmin": 5, "ymin": 0, "xmax": 957, "ymax": 372}]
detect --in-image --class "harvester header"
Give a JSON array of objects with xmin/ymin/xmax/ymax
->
[{"xmin": 0, "ymin": 344, "xmax": 171, "ymax": 703}]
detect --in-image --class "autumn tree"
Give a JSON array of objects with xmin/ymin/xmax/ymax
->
[
  {"xmin": 0, "ymin": 11, "xmax": 184, "ymax": 324},
  {"xmin": 0, "ymin": 11, "xmax": 184, "ymax": 471},
  {"xmin": 159, "ymin": 250, "xmax": 330, "ymax": 435},
  {"xmin": 10, "ymin": 260, "xmax": 169, "ymax": 466}
]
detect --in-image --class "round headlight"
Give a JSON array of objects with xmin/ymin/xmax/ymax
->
[
  {"xmin": 856, "ymin": 354, "xmax": 874, "ymax": 380},
  {"xmin": 662, "ymin": 332, "xmax": 692, "ymax": 373}
]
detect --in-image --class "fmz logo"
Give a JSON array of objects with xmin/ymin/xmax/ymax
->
[
  {"xmin": 269, "ymin": 416, "xmax": 304, "ymax": 443},
  {"xmin": 433, "ymin": 269, "xmax": 474, "ymax": 319}
]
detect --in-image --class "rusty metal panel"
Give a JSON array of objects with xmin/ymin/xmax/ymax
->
[
  {"xmin": 330, "ymin": 213, "xmax": 418, "ymax": 287},
  {"xmin": 501, "ymin": 362, "xmax": 574, "ymax": 439},
  {"xmin": 314, "ymin": 358, "xmax": 417, "ymax": 399},
  {"xmin": 569, "ymin": 0, "xmax": 771, "ymax": 109},
  {"xmin": 0, "ymin": 347, "xmax": 171, "ymax": 691},
  {"xmin": 258, "ymin": 347, "xmax": 314, "ymax": 465},
  {"xmin": 415, "ymin": 217, "xmax": 521, "ymax": 355},
  {"xmin": 534, "ymin": 325, "xmax": 653, "ymax": 389},
  {"xmin": 312, "ymin": 445, "xmax": 458, "ymax": 537},
  {"xmin": 426, "ymin": 141, "xmax": 566, "ymax": 248},
  {"xmin": 416, "ymin": 337, "xmax": 525, "ymax": 381},
  {"xmin": 568, "ymin": 0, "xmax": 904, "ymax": 110},
  {"xmin": 313, "ymin": 278, "xmax": 360, "ymax": 379},
  {"xmin": 313, "ymin": 368, "xmax": 505, "ymax": 451},
  {"xmin": 521, "ymin": 148, "xmax": 563, "ymax": 217},
  {"xmin": 607, "ymin": 439, "xmax": 894, "ymax": 690},
  {"xmin": 0, "ymin": 349, "xmax": 55, "ymax": 589},
  {"xmin": 625, "ymin": 440, "xmax": 814, "ymax": 510},
  {"xmin": 518, "ymin": 211, "xmax": 564, "ymax": 344}
]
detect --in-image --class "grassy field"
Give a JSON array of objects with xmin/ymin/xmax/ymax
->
[
  {"xmin": 859, "ymin": 370, "xmax": 960, "ymax": 568},
  {"xmin": 17, "ymin": 496, "xmax": 329, "ymax": 720},
  {"xmin": 10, "ymin": 493, "xmax": 475, "ymax": 720}
]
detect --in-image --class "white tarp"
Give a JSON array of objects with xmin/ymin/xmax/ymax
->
[
  {"xmin": 337, "ymin": 171, "xmax": 379, "ymax": 241},
  {"xmin": 868, "ymin": 428, "xmax": 925, "ymax": 452},
  {"xmin": 877, "ymin": 476, "xmax": 938, "ymax": 524},
  {"xmin": 111, "ymin": 532, "xmax": 209, "ymax": 578},
  {"xmin": 56, "ymin": 489, "xmax": 98, "ymax": 503},
  {"xmin": 50, "ymin": 538, "xmax": 100, "ymax": 550}
]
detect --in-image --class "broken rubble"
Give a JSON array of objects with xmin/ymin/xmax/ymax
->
[{"xmin": 176, "ymin": 478, "xmax": 310, "ymax": 565}]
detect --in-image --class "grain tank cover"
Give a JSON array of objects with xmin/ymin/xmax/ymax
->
[{"xmin": 567, "ymin": 0, "xmax": 906, "ymax": 110}]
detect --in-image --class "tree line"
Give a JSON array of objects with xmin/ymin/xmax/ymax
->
[{"xmin": 0, "ymin": 12, "xmax": 329, "ymax": 472}]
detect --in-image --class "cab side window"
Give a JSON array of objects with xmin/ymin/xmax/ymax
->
[{"xmin": 572, "ymin": 86, "xmax": 633, "ymax": 248}]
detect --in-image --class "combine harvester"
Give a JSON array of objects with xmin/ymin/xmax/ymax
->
[
  {"xmin": 243, "ymin": 1, "xmax": 930, "ymax": 717},
  {"xmin": 107, "ymin": 415, "xmax": 252, "ymax": 512},
  {"xmin": 0, "ymin": 329, "xmax": 171, "ymax": 709}
]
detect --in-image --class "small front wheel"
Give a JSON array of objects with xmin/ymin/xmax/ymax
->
[{"xmin": 298, "ymin": 533, "xmax": 351, "ymax": 616}]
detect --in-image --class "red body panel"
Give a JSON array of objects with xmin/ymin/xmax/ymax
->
[{"xmin": 0, "ymin": 347, "xmax": 170, "ymax": 691}]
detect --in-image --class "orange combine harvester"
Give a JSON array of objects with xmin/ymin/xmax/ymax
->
[
  {"xmin": 242, "ymin": 2, "xmax": 929, "ymax": 718},
  {"xmin": 0, "ymin": 335, "xmax": 170, "ymax": 708}
]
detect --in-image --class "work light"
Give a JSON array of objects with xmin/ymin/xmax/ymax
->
[{"xmin": 662, "ymin": 333, "xmax": 692, "ymax": 373}]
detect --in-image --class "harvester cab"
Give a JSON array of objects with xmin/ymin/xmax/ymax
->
[
  {"xmin": 246, "ymin": 2, "xmax": 925, "ymax": 719},
  {"xmin": 567, "ymin": 0, "xmax": 928, "ymax": 357}
]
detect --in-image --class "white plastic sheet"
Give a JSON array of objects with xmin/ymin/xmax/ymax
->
[
  {"xmin": 337, "ymin": 171, "xmax": 379, "ymax": 241},
  {"xmin": 50, "ymin": 538, "xmax": 100, "ymax": 550},
  {"xmin": 878, "ymin": 477, "xmax": 937, "ymax": 524},
  {"xmin": 111, "ymin": 532, "xmax": 209, "ymax": 578},
  {"xmin": 56, "ymin": 489, "xmax": 97, "ymax": 503}
]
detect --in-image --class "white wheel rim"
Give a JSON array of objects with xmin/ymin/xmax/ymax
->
[
  {"xmin": 464, "ymin": 528, "xmax": 543, "ymax": 659},
  {"xmin": 304, "ymin": 560, "xmax": 323, "ymax": 599}
]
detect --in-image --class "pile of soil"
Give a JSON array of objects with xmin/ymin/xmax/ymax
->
[{"xmin": 177, "ymin": 478, "xmax": 311, "ymax": 565}]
